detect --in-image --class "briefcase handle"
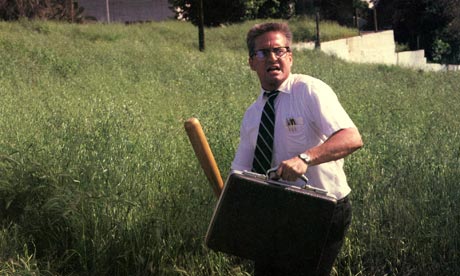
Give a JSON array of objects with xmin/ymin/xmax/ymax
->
[{"xmin": 266, "ymin": 167, "xmax": 309, "ymax": 184}]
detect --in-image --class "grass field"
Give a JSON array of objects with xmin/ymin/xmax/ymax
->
[{"xmin": 0, "ymin": 18, "xmax": 459, "ymax": 275}]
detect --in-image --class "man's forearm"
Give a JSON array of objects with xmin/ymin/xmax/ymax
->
[{"xmin": 306, "ymin": 128, "xmax": 363, "ymax": 166}]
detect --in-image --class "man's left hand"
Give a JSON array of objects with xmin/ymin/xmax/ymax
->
[{"xmin": 276, "ymin": 156, "xmax": 308, "ymax": 182}]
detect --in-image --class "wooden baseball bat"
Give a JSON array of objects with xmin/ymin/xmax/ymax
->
[{"xmin": 184, "ymin": 117, "xmax": 224, "ymax": 198}]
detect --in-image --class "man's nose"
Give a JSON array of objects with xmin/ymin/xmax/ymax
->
[{"xmin": 266, "ymin": 50, "xmax": 277, "ymax": 60}]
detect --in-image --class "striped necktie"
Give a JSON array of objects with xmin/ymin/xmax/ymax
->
[{"xmin": 252, "ymin": 90, "xmax": 280, "ymax": 174}]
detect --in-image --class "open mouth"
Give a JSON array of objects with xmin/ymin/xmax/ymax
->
[{"xmin": 267, "ymin": 66, "xmax": 281, "ymax": 72}]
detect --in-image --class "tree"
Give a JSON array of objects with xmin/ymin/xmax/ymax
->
[
  {"xmin": 0, "ymin": 0, "xmax": 83, "ymax": 22},
  {"xmin": 315, "ymin": 0, "xmax": 355, "ymax": 26},
  {"xmin": 169, "ymin": 0, "xmax": 295, "ymax": 27},
  {"xmin": 434, "ymin": 0, "xmax": 460, "ymax": 63},
  {"xmin": 373, "ymin": 0, "xmax": 460, "ymax": 63}
]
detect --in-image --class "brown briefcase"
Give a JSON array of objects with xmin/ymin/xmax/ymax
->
[{"xmin": 205, "ymin": 170, "xmax": 337, "ymax": 267}]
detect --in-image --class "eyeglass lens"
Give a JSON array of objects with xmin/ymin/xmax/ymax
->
[{"xmin": 254, "ymin": 47, "xmax": 289, "ymax": 59}]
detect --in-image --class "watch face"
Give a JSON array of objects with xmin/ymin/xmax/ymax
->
[{"xmin": 299, "ymin": 153, "xmax": 310, "ymax": 164}]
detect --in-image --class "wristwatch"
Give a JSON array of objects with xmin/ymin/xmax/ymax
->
[{"xmin": 298, "ymin": 153, "xmax": 312, "ymax": 165}]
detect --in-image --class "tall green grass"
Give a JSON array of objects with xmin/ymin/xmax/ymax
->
[{"xmin": 0, "ymin": 18, "xmax": 459, "ymax": 275}]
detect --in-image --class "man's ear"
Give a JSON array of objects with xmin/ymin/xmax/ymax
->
[
  {"xmin": 248, "ymin": 57, "xmax": 256, "ymax": 71},
  {"xmin": 287, "ymin": 52, "xmax": 293, "ymax": 66}
]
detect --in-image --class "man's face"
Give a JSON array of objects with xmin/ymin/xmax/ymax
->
[{"xmin": 249, "ymin": 31, "xmax": 293, "ymax": 91}]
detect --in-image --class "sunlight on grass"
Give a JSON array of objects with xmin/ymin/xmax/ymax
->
[{"xmin": 0, "ymin": 19, "xmax": 459, "ymax": 275}]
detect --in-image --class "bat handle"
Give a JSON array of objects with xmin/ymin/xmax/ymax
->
[{"xmin": 184, "ymin": 117, "xmax": 224, "ymax": 198}]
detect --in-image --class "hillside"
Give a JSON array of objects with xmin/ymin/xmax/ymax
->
[{"xmin": 0, "ymin": 19, "xmax": 459, "ymax": 275}]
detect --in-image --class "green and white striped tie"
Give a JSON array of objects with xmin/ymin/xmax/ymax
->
[{"xmin": 252, "ymin": 90, "xmax": 279, "ymax": 174}]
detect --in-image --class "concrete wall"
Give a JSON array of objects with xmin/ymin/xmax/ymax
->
[
  {"xmin": 293, "ymin": 30, "xmax": 460, "ymax": 72},
  {"xmin": 396, "ymin": 50, "xmax": 459, "ymax": 71},
  {"xmin": 293, "ymin": 30, "xmax": 398, "ymax": 65},
  {"xmin": 79, "ymin": 0, "xmax": 173, "ymax": 23}
]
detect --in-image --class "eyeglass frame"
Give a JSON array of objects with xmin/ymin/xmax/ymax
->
[{"xmin": 250, "ymin": 46, "xmax": 291, "ymax": 60}]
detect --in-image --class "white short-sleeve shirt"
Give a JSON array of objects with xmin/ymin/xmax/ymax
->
[{"xmin": 231, "ymin": 73, "xmax": 357, "ymax": 200}]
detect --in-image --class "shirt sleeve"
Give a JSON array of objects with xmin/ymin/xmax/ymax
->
[{"xmin": 306, "ymin": 79, "xmax": 356, "ymax": 137}]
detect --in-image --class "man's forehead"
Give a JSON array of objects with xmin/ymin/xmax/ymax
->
[{"xmin": 254, "ymin": 32, "xmax": 288, "ymax": 48}]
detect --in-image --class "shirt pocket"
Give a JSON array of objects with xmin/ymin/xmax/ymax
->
[{"xmin": 283, "ymin": 116, "xmax": 309, "ymax": 155}]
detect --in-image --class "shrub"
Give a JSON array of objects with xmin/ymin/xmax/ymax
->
[
  {"xmin": 0, "ymin": 0, "xmax": 83, "ymax": 22},
  {"xmin": 169, "ymin": 0, "xmax": 296, "ymax": 27}
]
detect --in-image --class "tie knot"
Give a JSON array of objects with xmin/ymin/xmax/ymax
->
[{"xmin": 264, "ymin": 90, "xmax": 279, "ymax": 98}]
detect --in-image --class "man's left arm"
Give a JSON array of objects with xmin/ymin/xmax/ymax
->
[{"xmin": 277, "ymin": 127, "xmax": 363, "ymax": 182}]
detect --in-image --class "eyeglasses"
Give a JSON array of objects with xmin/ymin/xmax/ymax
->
[{"xmin": 251, "ymin": 47, "xmax": 291, "ymax": 60}]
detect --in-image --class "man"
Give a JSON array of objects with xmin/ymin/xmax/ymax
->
[{"xmin": 231, "ymin": 22, "xmax": 363, "ymax": 275}]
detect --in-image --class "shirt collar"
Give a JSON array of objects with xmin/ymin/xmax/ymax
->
[{"xmin": 258, "ymin": 73, "xmax": 293, "ymax": 96}]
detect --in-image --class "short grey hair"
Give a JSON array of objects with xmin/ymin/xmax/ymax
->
[{"xmin": 246, "ymin": 22, "xmax": 293, "ymax": 57}]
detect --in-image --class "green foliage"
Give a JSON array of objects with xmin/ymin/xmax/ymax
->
[
  {"xmin": 288, "ymin": 16, "xmax": 359, "ymax": 43},
  {"xmin": 315, "ymin": 0, "xmax": 356, "ymax": 26},
  {"xmin": 432, "ymin": 38, "xmax": 451, "ymax": 63},
  {"xmin": 168, "ymin": 0, "xmax": 295, "ymax": 27},
  {"xmin": 375, "ymin": 0, "xmax": 460, "ymax": 63},
  {"xmin": 0, "ymin": 240, "xmax": 42, "ymax": 275},
  {"xmin": 0, "ymin": 19, "xmax": 459, "ymax": 275},
  {"xmin": 0, "ymin": 0, "xmax": 83, "ymax": 22},
  {"xmin": 395, "ymin": 42, "xmax": 410, "ymax": 53}
]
